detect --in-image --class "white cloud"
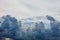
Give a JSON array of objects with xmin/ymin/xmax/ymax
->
[{"xmin": 0, "ymin": 0, "xmax": 60, "ymax": 21}]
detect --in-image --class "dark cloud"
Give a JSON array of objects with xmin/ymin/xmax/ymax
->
[{"xmin": 0, "ymin": 15, "xmax": 60, "ymax": 40}]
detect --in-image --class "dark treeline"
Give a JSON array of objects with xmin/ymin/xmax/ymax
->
[{"xmin": 0, "ymin": 15, "xmax": 60, "ymax": 40}]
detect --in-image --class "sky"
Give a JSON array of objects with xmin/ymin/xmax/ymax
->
[{"xmin": 0, "ymin": 0, "xmax": 60, "ymax": 21}]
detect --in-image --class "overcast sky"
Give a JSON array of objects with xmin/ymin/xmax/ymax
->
[{"xmin": 0, "ymin": 0, "xmax": 60, "ymax": 20}]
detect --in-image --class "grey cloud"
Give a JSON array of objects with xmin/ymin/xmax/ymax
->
[{"xmin": 0, "ymin": 0, "xmax": 60, "ymax": 20}]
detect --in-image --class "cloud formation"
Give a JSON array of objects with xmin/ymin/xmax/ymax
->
[{"xmin": 0, "ymin": 0, "xmax": 60, "ymax": 21}]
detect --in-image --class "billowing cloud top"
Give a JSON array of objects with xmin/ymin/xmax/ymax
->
[{"xmin": 0, "ymin": 0, "xmax": 60, "ymax": 21}]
